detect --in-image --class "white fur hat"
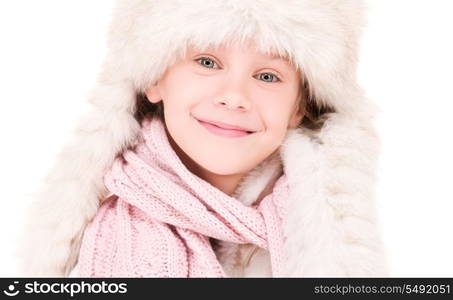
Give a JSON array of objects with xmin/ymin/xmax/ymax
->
[{"xmin": 17, "ymin": 0, "xmax": 388, "ymax": 276}]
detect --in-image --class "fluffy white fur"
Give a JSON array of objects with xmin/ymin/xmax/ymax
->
[{"xmin": 15, "ymin": 0, "xmax": 389, "ymax": 277}]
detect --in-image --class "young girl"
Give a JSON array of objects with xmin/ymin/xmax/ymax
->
[{"xmin": 17, "ymin": 0, "xmax": 389, "ymax": 277}]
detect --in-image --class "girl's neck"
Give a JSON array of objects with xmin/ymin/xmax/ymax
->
[{"xmin": 166, "ymin": 126, "xmax": 245, "ymax": 196}]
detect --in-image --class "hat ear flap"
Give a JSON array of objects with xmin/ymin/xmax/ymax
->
[{"xmin": 16, "ymin": 79, "xmax": 142, "ymax": 276}]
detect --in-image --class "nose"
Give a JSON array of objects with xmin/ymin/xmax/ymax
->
[
  {"xmin": 214, "ymin": 98, "xmax": 251, "ymax": 111},
  {"xmin": 213, "ymin": 83, "xmax": 252, "ymax": 111}
]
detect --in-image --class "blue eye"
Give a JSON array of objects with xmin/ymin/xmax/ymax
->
[
  {"xmin": 195, "ymin": 56, "xmax": 281, "ymax": 83},
  {"xmin": 257, "ymin": 73, "xmax": 280, "ymax": 83},
  {"xmin": 196, "ymin": 57, "xmax": 218, "ymax": 69}
]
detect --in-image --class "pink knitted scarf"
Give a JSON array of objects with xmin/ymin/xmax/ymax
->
[{"xmin": 77, "ymin": 117, "xmax": 289, "ymax": 277}]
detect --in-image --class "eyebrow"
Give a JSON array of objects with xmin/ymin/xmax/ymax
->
[
  {"xmin": 269, "ymin": 56, "xmax": 287, "ymax": 61},
  {"xmin": 267, "ymin": 51, "xmax": 290, "ymax": 60},
  {"xmin": 259, "ymin": 55, "xmax": 293, "ymax": 68}
]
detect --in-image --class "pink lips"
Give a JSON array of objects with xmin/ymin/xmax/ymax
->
[{"xmin": 196, "ymin": 118, "xmax": 253, "ymax": 138}]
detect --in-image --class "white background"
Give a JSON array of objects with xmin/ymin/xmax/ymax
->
[{"xmin": 0, "ymin": 0, "xmax": 452, "ymax": 277}]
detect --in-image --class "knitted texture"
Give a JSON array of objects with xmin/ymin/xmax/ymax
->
[{"xmin": 77, "ymin": 117, "xmax": 289, "ymax": 277}]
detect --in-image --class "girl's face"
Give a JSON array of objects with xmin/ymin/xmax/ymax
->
[{"xmin": 145, "ymin": 41, "xmax": 304, "ymax": 193}]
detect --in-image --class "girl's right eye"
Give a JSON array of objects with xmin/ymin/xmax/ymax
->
[{"xmin": 195, "ymin": 57, "xmax": 219, "ymax": 69}]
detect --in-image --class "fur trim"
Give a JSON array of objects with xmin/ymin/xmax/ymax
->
[
  {"xmin": 280, "ymin": 98, "xmax": 389, "ymax": 276},
  {"xmin": 15, "ymin": 83, "xmax": 142, "ymax": 276}
]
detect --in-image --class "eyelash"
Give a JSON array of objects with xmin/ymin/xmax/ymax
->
[{"xmin": 194, "ymin": 56, "xmax": 281, "ymax": 83}]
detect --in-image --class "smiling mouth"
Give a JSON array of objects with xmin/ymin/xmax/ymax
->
[{"xmin": 194, "ymin": 118, "xmax": 255, "ymax": 138}]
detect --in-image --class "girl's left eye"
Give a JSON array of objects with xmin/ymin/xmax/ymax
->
[
  {"xmin": 195, "ymin": 56, "xmax": 281, "ymax": 83},
  {"xmin": 256, "ymin": 73, "xmax": 281, "ymax": 83}
]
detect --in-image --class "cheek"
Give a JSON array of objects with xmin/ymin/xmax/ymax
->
[
  {"xmin": 257, "ymin": 99, "xmax": 292, "ymax": 130},
  {"xmin": 259, "ymin": 116, "xmax": 289, "ymax": 152},
  {"xmin": 255, "ymin": 99, "xmax": 295, "ymax": 150},
  {"xmin": 161, "ymin": 66, "xmax": 219, "ymax": 102},
  {"xmin": 164, "ymin": 80, "xmax": 220, "ymax": 118}
]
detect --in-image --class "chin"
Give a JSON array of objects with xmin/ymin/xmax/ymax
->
[{"xmin": 199, "ymin": 158, "xmax": 258, "ymax": 176}]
